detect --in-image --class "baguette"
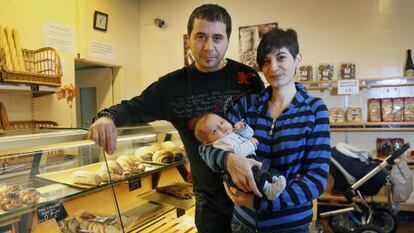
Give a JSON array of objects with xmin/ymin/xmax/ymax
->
[
  {"xmin": 0, "ymin": 26, "xmax": 13, "ymax": 70},
  {"xmin": 5, "ymin": 27, "xmax": 20, "ymax": 71},
  {"xmin": 12, "ymin": 28, "xmax": 25, "ymax": 72}
]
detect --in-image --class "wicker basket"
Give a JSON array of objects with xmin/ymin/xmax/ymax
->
[{"xmin": 0, "ymin": 47, "xmax": 62, "ymax": 86}]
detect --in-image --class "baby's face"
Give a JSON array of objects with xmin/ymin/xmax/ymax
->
[{"xmin": 202, "ymin": 114, "xmax": 233, "ymax": 143}]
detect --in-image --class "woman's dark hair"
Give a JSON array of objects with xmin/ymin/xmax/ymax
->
[
  {"xmin": 256, "ymin": 28, "xmax": 299, "ymax": 69},
  {"xmin": 187, "ymin": 4, "xmax": 232, "ymax": 39}
]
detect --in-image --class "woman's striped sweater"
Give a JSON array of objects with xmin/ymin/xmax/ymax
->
[{"xmin": 199, "ymin": 83, "xmax": 331, "ymax": 232}]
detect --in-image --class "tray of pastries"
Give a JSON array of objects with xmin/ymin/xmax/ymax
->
[
  {"xmin": 134, "ymin": 141, "xmax": 186, "ymax": 165},
  {"xmin": 0, "ymin": 184, "xmax": 42, "ymax": 213},
  {"xmin": 36, "ymin": 156, "xmax": 160, "ymax": 189}
]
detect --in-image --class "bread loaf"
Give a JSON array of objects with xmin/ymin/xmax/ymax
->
[
  {"xmin": 12, "ymin": 28, "xmax": 25, "ymax": 72},
  {"xmin": 72, "ymin": 170, "xmax": 102, "ymax": 185},
  {"xmin": 0, "ymin": 26, "xmax": 13, "ymax": 70},
  {"xmin": 5, "ymin": 27, "xmax": 20, "ymax": 71}
]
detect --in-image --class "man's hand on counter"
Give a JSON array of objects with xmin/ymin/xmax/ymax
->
[{"xmin": 88, "ymin": 117, "xmax": 117, "ymax": 154}]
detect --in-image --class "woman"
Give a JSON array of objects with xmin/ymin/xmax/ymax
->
[{"xmin": 199, "ymin": 28, "xmax": 331, "ymax": 233}]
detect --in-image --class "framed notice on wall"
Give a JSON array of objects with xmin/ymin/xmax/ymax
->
[{"xmin": 239, "ymin": 22, "xmax": 277, "ymax": 70}]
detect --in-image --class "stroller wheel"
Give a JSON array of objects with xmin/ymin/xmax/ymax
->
[
  {"xmin": 329, "ymin": 213, "xmax": 357, "ymax": 233},
  {"xmin": 353, "ymin": 224, "xmax": 385, "ymax": 233},
  {"xmin": 370, "ymin": 210, "xmax": 398, "ymax": 233}
]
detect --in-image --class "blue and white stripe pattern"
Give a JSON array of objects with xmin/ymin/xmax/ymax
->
[{"xmin": 199, "ymin": 83, "xmax": 331, "ymax": 232}]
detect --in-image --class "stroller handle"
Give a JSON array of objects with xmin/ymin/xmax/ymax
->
[
  {"xmin": 344, "ymin": 143, "xmax": 410, "ymax": 202},
  {"xmin": 386, "ymin": 143, "xmax": 410, "ymax": 165}
]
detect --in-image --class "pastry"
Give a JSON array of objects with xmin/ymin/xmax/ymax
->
[
  {"xmin": 171, "ymin": 146, "xmax": 185, "ymax": 162},
  {"xmin": 19, "ymin": 188, "xmax": 40, "ymax": 205},
  {"xmin": 0, "ymin": 192, "xmax": 23, "ymax": 211},
  {"xmin": 116, "ymin": 155, "xmax": 145, "ymax": 174},
  {"xmin": 72, "ymin": 170, "xmax": 102, "ymax": 186},
  {"xmin": 0, "ymin": 184, "xmax": 21, "ymax": 197},
  {"xmin": 58, "ymin": 217, "xmax": 80, "ymax": 233},
  {"xmin": 161, "ymin": 141, "xmax": 176, "ymax": 150},
  {"xmin": 152, "ymin": 150, "xmax": 174, "ymax": 164},
  {"xmin": 156, "ymin": 183, "xmax": 194, "ymax": 199},
  {"xmin": 134, "ymin": 146, "xmax": 154, "ymax": 161},
  {"xmin": 99, "ymin": 160, "xmax": 124, "ymax": 181}
]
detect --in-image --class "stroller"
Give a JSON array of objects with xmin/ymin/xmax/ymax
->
[{"xmin": 319, "ymin": 143, "xmax": 411, "ymax": 233}]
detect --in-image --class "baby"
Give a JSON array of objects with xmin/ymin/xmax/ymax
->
[{"xmin": 194, "ymin": 113, "xmax": 286, "ymax": 200}]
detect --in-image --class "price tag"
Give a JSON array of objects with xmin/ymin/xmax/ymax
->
[
  {"xmin": 37, "ymin": 201, "xmax": 68, "ymax": 223},
  {"xmin": 128, "ymin": 176, "xmax": 141, "ymax": 191},
  {"xmin": 337, "ymin": 79, "xmax": 359, "ymax": 95}
]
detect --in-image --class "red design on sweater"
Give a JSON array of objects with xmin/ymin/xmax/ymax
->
[{"xmin": 237, "ymin": 72, "xmax": 256, "ymax": 85}]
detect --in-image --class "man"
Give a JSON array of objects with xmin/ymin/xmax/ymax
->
[{"xmin": 88, "ymin": 4, "xmax": 264, "ymax": 232}]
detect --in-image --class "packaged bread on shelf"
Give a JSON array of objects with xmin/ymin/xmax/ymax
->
[
  {"xmin": 368, "ymin": 99, "xmax": 381, "ymax": 122},
  {"xmin": 329, "ymin": 107, "xmax": 345, "ymax": 124},
  {"xmin": 404, "ymin": 97, "xmax": 414, "ymax": 121},
  {"xmin": 381, "ymin": 98, "xmax": 393, "ymax": 122},
  {"xmin": 393, "ymin": 97, "xmax": 404, "ymax": 121},
  {"xmin": 72, "ymin": 170, "xmax": 102, "ymax": 186},
  {"xmin": 346, "ymin": 107, "xmax": 362, "ymax": 122}
]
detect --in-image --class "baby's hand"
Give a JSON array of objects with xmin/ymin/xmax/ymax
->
[
  {"xmin": 234, "ymin": 119, "xmax": 246, "ymax": 130},
  {"xmin": 249, "ymin": 137, "xmax": 259, "ymax": 145}
]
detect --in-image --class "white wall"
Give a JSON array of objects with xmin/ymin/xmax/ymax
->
[{"xmin": 136, "ymin": 0, "xmax": 414, "ymax": 92}]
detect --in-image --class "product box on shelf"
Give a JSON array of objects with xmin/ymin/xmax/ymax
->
[
  {"xmin": 368, "ymin": 99, "xmax": 382, "ymax": 122},
  {"xmin": 376, "ymin": 138, "xmax": 404, "ymax": 158},
  {"xmin": 381, "ymin": 98, "xmax": 393, "ymax": 122},
  {"xmin": 404, "ymin": 97, "xmax": 414, "ymax": 121}
]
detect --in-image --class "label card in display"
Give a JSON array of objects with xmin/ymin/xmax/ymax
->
[
  {"xmin": 37, "ymin": 201, "xmax": 68, "ymax": 223},
  {"xmin": 128, "ymin": 176, "xmax": 142, "ymax": 191},
  {"xmin": 338, "ymin": 79, "xmax": 359, "ymax": 95}
]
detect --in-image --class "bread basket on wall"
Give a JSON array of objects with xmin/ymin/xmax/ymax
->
[
  {"xmin": 0, "ymin": 47, "xmax": 62, "ymax": 87},
  {"xmin": 0, "ymin": 27, "xmax": 62, "ymax": 87}
]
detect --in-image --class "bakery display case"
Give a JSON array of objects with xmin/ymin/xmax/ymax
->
[{"xmin": 0, "ymin": 125, "xmax": 190, "ymax": 232}]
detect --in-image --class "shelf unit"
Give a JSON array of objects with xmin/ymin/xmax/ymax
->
[
  {"xmin": 0, "ymin": 82, "xmax": 58, "ymax": 97},
  {"xmin": 331, "ymin": 122, "xmax": 414, "ymax": 132},
  {"xmin": 300, "ymin": 76, "xmax": 414, "ymax": 91}
]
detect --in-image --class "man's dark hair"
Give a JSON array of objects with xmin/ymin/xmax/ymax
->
[
  {"xmin": 257, "ymin": 28, "xmax": 299, "ymax": 70},
  {"xmin": 187, "ymin": 4, "xmax": 232, "ymax": 39}
]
